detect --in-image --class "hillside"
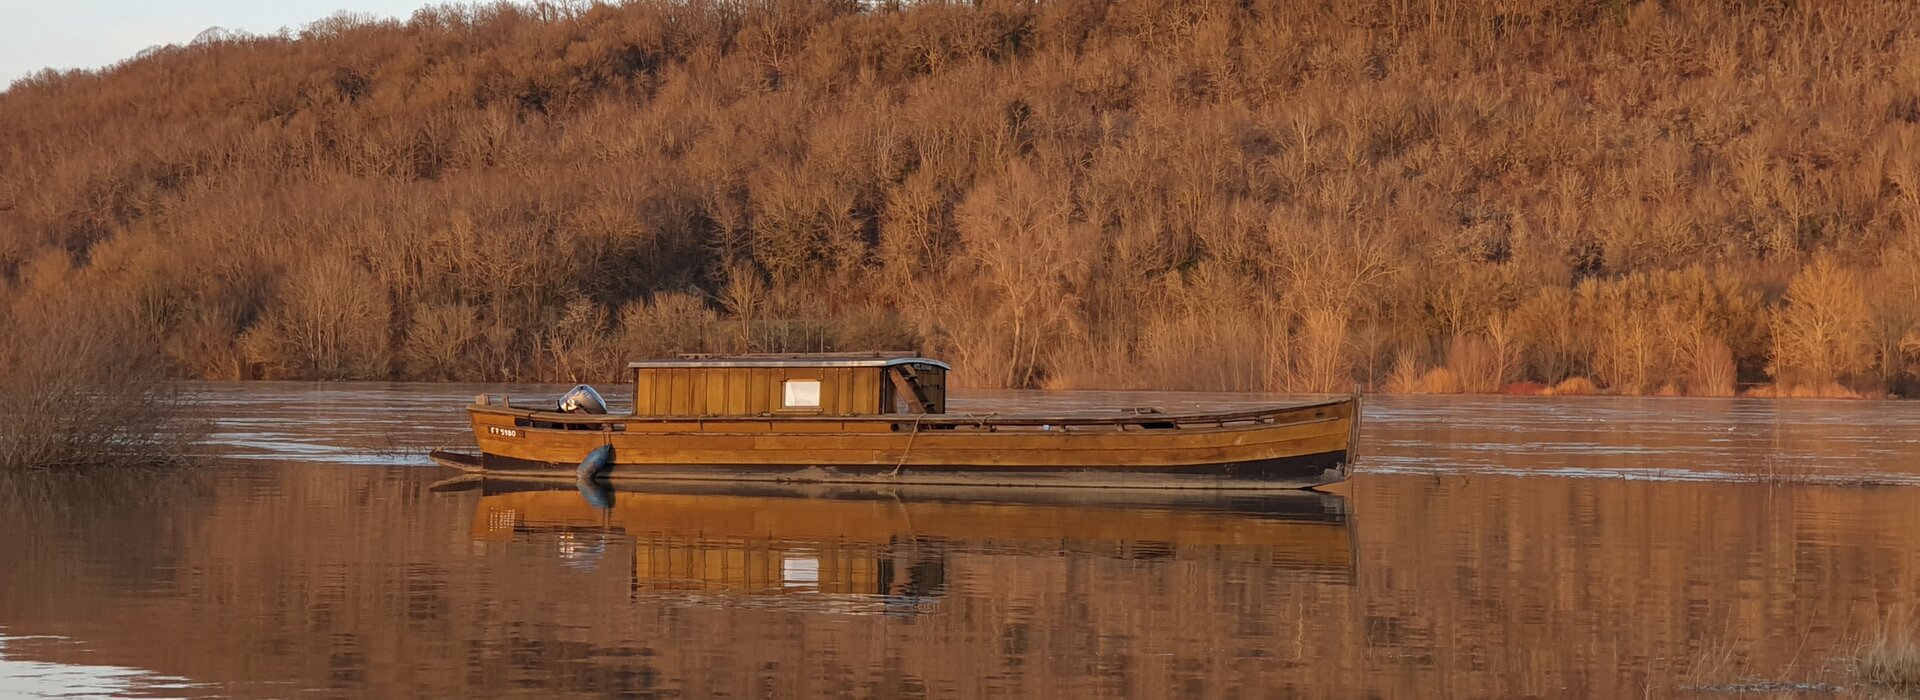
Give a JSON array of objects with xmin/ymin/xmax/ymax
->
[{"xmin": 3, "ymin": 0, "xmax": 1919, "ymax": 395}]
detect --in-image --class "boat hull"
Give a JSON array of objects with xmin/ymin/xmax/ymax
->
[
  {"xmin": 433, "ymin": 448, "xmax": 1349, "ymax": 490},
  {"xmin": 441, "ymin": 395, "xmax": 1360, "ymax": 491}
]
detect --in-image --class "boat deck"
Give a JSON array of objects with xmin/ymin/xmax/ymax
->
[{"xmin": 477, "ymin": 397, "xmax": 1349, "ymax": 433}]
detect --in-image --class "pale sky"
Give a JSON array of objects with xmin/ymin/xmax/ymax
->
[{"xmin": 0, "ymin": 0, "xmax": 435, "ymax": 87}]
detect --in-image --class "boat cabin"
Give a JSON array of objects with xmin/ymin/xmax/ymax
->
[{"xmin": 627, "ymin": 353, "xmax": 949, "ymax": 417}]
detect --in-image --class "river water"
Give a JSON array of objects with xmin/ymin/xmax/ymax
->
[{"xmin": 3, "ymin": 384, "xmax": 1920, "ymax": 698}]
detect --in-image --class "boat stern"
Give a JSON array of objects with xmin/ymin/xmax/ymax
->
[{"xmin": 1342, "ymin": 391, "xmax": 1363, "ymax": 478}]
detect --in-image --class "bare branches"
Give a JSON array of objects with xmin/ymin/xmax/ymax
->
[
  {"xmin": 0, "ymin": 286, "xmax": 202, "ymax": 469},
  {"xmin": 1770, "ymin": 257, "xmax": 1873, "ymax": 389},
  {"xmin": 4, "ymin": 0, "xmax": 1920, "ymax": 396}
]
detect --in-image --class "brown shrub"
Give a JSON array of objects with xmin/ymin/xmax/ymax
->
[
  {"xmin": 241, "ymin": 255, "xmax": 393, "ymax": 380},
  {"xmin": 1782, "ymin": 382, "xmax": 1863, "ymax": 399},
  {"xmin": 402, "ymin": 303, "xmax": 483, "ymax": 381},
  {"xmin": 0, "ymin": 290, "xmax": 201, "ymax": 469},
  {"xmin": 617, "ymin": 291, "xmax": 719, "ymax": 360},
  {"xmin": 1579, "ymin": 275, "xmax": 1661, "ymax": 395},
  {"xmin": 1413, "ymin": 368, "xmax": 1464, "ymax": 395},
  {"xmin": 1384, "ymin": 351, "xmax": 1425, "ymax": 395},
  {"xmin": 1445, "ymin": 335, "xmax": 1507, "ymax": 394},
  {"xmin": 830, "ymin": 306, "xmax": 920, "ymax": 355},
  {"xmin": 1502, "ymin": 381, "xmax": 1547, "ymax": 396},
  {"xmin": 948, "ymin": 162, "xmax": 1089, "ymax": 388},
  {"xmin": 1550, "ymin": 377, "xmax": 1599, "ymax": 396},
  {"xmin": 540, "ymin": 298, "xmax": 616, "ymax": 383},
  {"xmin": 1680, "ymin": 334, "xmax": 1737, "ymax": 398}
]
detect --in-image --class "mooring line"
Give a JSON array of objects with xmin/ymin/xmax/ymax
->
[{"xmin": 889, "ymin": 412, "xmax": 927, "ymax": 478}]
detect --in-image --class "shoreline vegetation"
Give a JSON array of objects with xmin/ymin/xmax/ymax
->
[
  {"xmin": 0, "ymin": 293, "xmax": 202, "ymax": 470},
  {"xmin": 6, "ymin": 2, "xmax": 1920, "ymax": 399},
  {"xmin": 1674, "ymin": 621, "xmax": 1920, "ymax": 696}
]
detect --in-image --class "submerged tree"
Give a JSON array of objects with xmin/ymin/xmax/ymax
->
[{"xmin": 0, "ymin": 272, "xmax": 202, "ymax": 469}]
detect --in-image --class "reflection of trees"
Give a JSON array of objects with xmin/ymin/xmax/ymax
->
[
  {"xmin": 12, "ymin": 453, "xmax": 1920, "ymax": 696},
  {"xmin": 0, "ymin": 468, "xmax": 212, "ymax": 596}
]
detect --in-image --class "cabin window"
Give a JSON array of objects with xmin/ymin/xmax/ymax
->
[{"xmin": 782, "ymin": 379, "xmax": 822, "ymax": 408}]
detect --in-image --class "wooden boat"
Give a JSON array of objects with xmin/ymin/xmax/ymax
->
[
  {"xmin": 431, "ymin": 352, "xmax": 1360, "ymax": 490},
  {"xmin": 457, "ymin": 480, "xmax": 1355, "ymax": 599}
]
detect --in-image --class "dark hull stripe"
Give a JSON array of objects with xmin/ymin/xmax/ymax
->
[
  {"xmin": 469, "ymin": 478, "xmax": 1353, "ymax": 522},
  {"xmin": 440, "ymin": 449, "xmax": 1351, "ymax": 491}
]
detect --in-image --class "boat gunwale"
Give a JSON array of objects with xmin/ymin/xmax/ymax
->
[
  {"xmin": 625, "ymin": 355, "xmax": 952, "ymax": 370},
  {"xmin": 477, "ymin": 415, "xmax": 1348, "ymax": 442},
  {"xmin": 476, "ymin": 414, "xmax": 1351, "ymax": 441},
  {"xmin": 429, "ymin": 452, "xmax": 1351, "ymax": 491},
  {"xmin": 468, "ymin": 396, "xmax": 1356, "ymax": 430},
  {"xmin": 442, "ymin": 469, "xmax": 1351, "ymax": 513}
]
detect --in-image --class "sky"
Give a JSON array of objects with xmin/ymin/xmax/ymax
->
[{"xmin": 0, "ymin": 0, "xmax": 434, "ymax": 86}]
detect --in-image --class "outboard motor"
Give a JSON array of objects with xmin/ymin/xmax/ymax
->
[{"xmin": 557, "ymin": 384, "xmax": 608, "ymax": 414}]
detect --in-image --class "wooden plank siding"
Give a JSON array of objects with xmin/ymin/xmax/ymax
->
[
  {"xmin": 631, "ymin": 366, "xmax": 906, "ymax": 417},
  {"xmin": 467, "ymin": 397, "xmax": 1354, "ymax": 469}
]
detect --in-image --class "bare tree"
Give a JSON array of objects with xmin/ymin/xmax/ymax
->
[
  {"xmin": 1262, "ymin": 218, "xmax": 1398, "ymax": 392},
  {"xmin": 243, "ymin": 255, "xmax": 392, "ymax": 379},
  {"xmin": 1770, "ymin": 256, "xmax": 1873, "ymax": 389},
  {"xmin": 951, "ymin": 163, "xmax": 1088, "ymax": 388}
]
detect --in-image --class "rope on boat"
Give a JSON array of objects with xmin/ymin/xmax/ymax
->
[
  {"xmin": 888, "ymin": 411, "xmax": 1002, "ymax": 478},
  {"xmin": 888, "ymin": 412, "xmax": 927, "ymax": 478}
]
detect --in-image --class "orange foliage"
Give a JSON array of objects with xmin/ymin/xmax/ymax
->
[{"xmin": 3, "ymin": 1, "xmax": 1920, "ymax": 395}]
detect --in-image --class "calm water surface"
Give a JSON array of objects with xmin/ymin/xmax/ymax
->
[{"xmin": 4, "ymin": 385, "xmax": 1920, "ymax": 698}]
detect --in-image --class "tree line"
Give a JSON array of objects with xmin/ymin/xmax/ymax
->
[{"xmin": 4, "ymin": 0, "xmax": 1920, "ymax": 396}]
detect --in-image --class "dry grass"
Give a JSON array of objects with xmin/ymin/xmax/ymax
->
[
  {"xmin": 1547, "ymin": 377, "xmax": 1599, "ymax": 396},
  {"xmin": 1413, "ymin": 368, "xmax": 1464, "ymax": 395},
  {"xmin": 1445, "ymin": 335, "xmax": 1506, "ymax": 394},
  {"xmin": 1669, "ymin": 631, "xmax": 1842, "ymax": 697},
  {"xmin": 1745, "ymin": 382, "xmax": 1867, "ymax": 399},
  {"xmin": 1502, "ymin": 381, "xmax": 1547, "ymax": 396},
  {"xmin": 1787, "ymin": 383, "xmax": 1866, "ymax": 400},
  {"xmin": 1852, "ymin": 632, "xmax": 1920, "ymax": 692}
]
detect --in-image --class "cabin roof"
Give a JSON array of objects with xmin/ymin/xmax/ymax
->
[{"xmin": 625, "ymin": 352, "xmax": 951, "ymax": 371}]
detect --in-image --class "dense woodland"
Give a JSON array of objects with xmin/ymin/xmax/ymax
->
[{"xmin": 4, "ymin": 0, "xmax": 1920, "ymax": 395}]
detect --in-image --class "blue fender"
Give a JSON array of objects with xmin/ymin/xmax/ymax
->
[
  {"xmin": 576, "ymin": 476, "xmax": 613, "ymax": 510},
  {"xmin": 575, "ymin": 444, "xmax": 614, "ymax": 480}
]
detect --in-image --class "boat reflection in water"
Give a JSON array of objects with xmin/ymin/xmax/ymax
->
[{"xmin": 463, "ymin": 480, "xmax": 1354, "ymax": 611}]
